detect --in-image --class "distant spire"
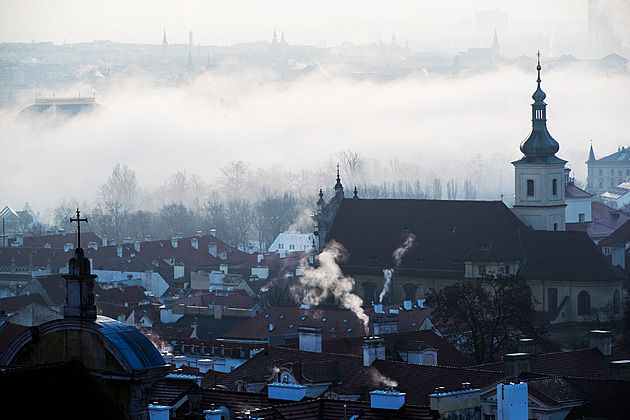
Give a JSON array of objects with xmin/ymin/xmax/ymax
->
[
  {"xmin": 588, "ymin": 141, "xmax": 596, "ymax": 162},
  {"xmin": 335, "ymin": 164, "xmax": 343, "ymax": 195},
  {"xmin": 272, "ymin": 27, "xmax": 278, "ymax": 44},
  {"xmin": 187, "ymin": 31, "xmax": 194, "ymax": 70},
  {"xmin": 281, "ymin": 32, "xmax": 286, "ymax": 44},
  {"xmin": 353, "ymin": 186, "xmax": 358, "ymax": 199},
  {"xmin": 162, "ymin": 27, "xmax": 168, "ymax": 45},
  {"xmin": 316, "ymin": 189, "xmax": 325, "ymax": 206},
  {"xmin": 492, "ymin": 30, "xmax": 499, "ymax": 52}
]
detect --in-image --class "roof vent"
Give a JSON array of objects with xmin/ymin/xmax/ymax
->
[
  {"xmin": 268, "ymin": 382, "xmax": 307, "ymax": 401},
  {"xmin": 370, "ymin": 389, "xmax": 405, "ymax": 410}
]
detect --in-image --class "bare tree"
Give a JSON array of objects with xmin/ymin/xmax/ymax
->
[
  {"xmin": 463, "ymin": 179, "xmax": 477, "ymax": 200},
  {"xmin": 336, "ymin": 149, "xmax": 364, "ymax": 188},
  {"xmin": 94, "ymin": 163, "xmax": 138, "ymax": 241},
  {"xmin": 226, "ymin": 198, "xmax": 254, "ymax": 245},
  {"xmin": 432, "ymin": 178, "xmax": 442, "ymax": 200},
  {"xmin": 447, "ymin": 179, "xmax": 458, "ymax": 200},
  {"xmin": 255, "ymin": 193, "xmax": 299, "ymax": 249},
  {"xmin": 426, "ymin": 273, "xmax": 547, "ymax": 364},
  {"xmin": 219, "ymin": 161, "xmax": 253, "ymax": 199}
]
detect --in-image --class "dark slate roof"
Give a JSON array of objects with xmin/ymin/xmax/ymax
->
[
  {"xmin": 337, "ymin": 359, "xmax": 504, "ymax": 406},
  {"xmin": 177, "ymin": 289, "xmax": 260, "ymax": 310},
  {"xmin": 33, "ymin": 274, "xmax": 67, "ymax": 305},
  {"xmin": 171, "ymin": 314, "xmax": 248, "ymax": 342},
  {"xmin": 477, "ymin": 345, "xmax": 630, "ymax": 380},
  {"xmin": 95, "ymin": 316, "xmax": 165, "ymax": 370},
  {"xmin": 283, "ymin": 330, "xmax": 473, "ymax": 368},
  {"xmin": 327, "ymin": 199, "xmax": 526, "ymax": 277},
  {"xmin": 518, "ymin": 230, "xmax": 624, "ymax": 281},
  {"xmin": 525, "ymin": 377, "xmax": 590, "ymax": 405},
  {"xmin": 599, "ymin": 218, "xmax": 630, "ymax": 246},
  {"xmin": 0, "ymin": 360, "xmax": 127, "ymax": 419},
  {"xmin": 564, "ymin": 376, "xmax": 630, "ymax": 419},
  {"xmin": 0, "ymin": 293, "xmax": 48, "ymax": 313},
  {"xmin": 251, "ymin": 398, "xmax": 434, "ymax": 420},
  {"xmin": 216, "ymin": 346, "xmax": 363, "ymax": 390}
]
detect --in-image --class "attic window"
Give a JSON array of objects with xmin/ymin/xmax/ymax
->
[{"xmin": 478, "ymin": 243, "xmax": 492, "ymax": 251}]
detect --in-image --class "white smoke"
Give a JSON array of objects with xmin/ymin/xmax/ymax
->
[
  {"xmin": 293, "ymin": 240, "xmax": 369, "ymax": 334},
  {"xmin": 369, "ymin": 368, "xmax": 398, "ymax": 388},
  {"xmin": 379, "ymin": 233, "xmax": 416, "ymax": 303}
]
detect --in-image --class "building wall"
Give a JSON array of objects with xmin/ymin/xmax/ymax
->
[{"xmin": 513, "ymin": 162, "xmax": 566, "ymax": 231}]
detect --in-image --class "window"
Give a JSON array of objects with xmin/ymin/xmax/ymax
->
[
  {"xmin": 527, "ymin": 179, "xmax": 535, "ymax": 196},
  {"xmin": 599, "ymin": 181, "xmax": 603, "ymax": 188},
  {"xmin": 599, "ymin": 169, "xmax": 603, "ymax": 176},
  {"xmin": 552, "ymin": 179, "xmax": 558, "ymax": 195},
  {"xmin": 553, "ymin": 223, "xmax": 558, "ymax": 231},
  {"xmin": 505, "ymin": 265, "xmax": 511, "ymax": 274},
  {"xmin": 603, "ymin": 247, "xmax": 611, "ymax": 255},
  {"xmin": 579, "ymin": 213, "xmax": 585, "ymax": 223},
  {"xmin": 614, "ymin": 290, "xmax": 621, "ymax": 315},
  {"xmin": 611, "ymin": 168, "xmax": 615, "ymax": 176},
  {"xmin": 578, "ymin": 290, "xmax": 591, "ymax": 316},
  {"xmin": 479, "ymin": 265, "xmax": 486, "ymax": 275},
  {"xmin": 548, "ymin": 288, "xmax": 558, "ymax": 312},
  {"xmin": 619, "ymin": 170, "xmax": 623, "ymax": 176}
]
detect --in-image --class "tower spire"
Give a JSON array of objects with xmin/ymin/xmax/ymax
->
[
  {"xmin": 334, "ymin": 164, "xmax": 344, "ymax": 197},
  {"xmin": 516, "ymin": 51, "xmax": 564, "ymax": 164}
]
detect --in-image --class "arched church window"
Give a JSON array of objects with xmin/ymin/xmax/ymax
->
[
  {"xmin": 613, "ymin": 290, "xmax": 621, "ymax": 315},
  {"xmin": 578, "ymin": 290, "xmax": 591, "ymax": 316},
  {"xmin": 527, "ymin": 180, "xmax": 535, "ymax": 196},
  {"xmin": 552, "ymin": 179, "xmax": 558, "ymax": 195}
]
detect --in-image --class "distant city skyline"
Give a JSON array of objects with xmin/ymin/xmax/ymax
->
[{"xmin": 1, "ymin": 0, "xmax": 587, "ymax": 47}]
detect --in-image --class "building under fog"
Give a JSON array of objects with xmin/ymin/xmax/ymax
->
[{"xmin": 314, "ymin": 59, "xmax": 625, "ymax": 347}]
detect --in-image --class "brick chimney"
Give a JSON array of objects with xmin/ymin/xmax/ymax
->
[
  {"xmin": 117, "ymin": 245, "xmax": 123, "ymax": 258},
  {"xmin": 590, "ymin": 330, "xmax": 612, "ymax": 356},
  {"xmin": 298, "ymin": 326, "xmax": 323, "ymax": 353},
  {"xmin": 171, "ymin": 237, "xmax": 178, "ymax": 248},
  {"xmin": 191, "ymin": 238, "xmax": 198, "ymax": 250},
  {"xmin": 363, "ymin": 336, "xmax": 386, "ymax": 367},
  {"xmin": 134, "ymin": 241, "xmax": 140, "ymax": 253},
  {"xmin": 503, "ymin": 353, "xmax": 530, "ymax": 378},
  {"xmin": 208, "ymin": 243, "xmax": 218, "ymax": 257}
]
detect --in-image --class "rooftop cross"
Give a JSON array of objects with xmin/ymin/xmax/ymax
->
[{"xmin": 70, "ymin": 208, "xmax": 88, "ymax": 249}]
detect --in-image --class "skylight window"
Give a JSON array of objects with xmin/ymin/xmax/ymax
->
[
  {"xmin": 289, "ymin": 324, "xmax": 294, "ymax": 328},
  {"xmin": 322, "ymin": 318, "xmax": 327, "ymax": 322},
  {"xmin": 264, "ymin": 314, "xmax": 270, "ymax": 318},
  {"xmin": 343, "ymin": 319, "xmax": 348, "ymax": 323},
  {"xmin": 279, "ymin": 315, "xmax": 285, "ymax": 319},
  {"xmin": 347, "ymin": 328, "xmax": 352, "ymax": 332},
  {"xmin": 411, "ymin": 322, "xmax": 417, "ymax": 327},
  {"xmin": 300, "ymin": 316, "xmax": 306, "ymax": 320}
]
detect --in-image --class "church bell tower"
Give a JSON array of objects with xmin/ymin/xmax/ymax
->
[{"xmin": 512, "ymin": 52, "xmax": 567, "ymax": 231}]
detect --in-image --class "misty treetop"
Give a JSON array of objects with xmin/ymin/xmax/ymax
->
[{"xmin": 45, "ymin": 152, "xmax": 486, "ymax": 247}]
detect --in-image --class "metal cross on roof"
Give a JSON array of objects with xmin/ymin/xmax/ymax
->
[{"xmin": 70, "ymin": 208, "xmax": 88, "ymax": 249}]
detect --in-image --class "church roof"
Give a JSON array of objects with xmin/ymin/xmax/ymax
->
[
  {"xmin": 590, "ymin": 146, "xmax": 630, "ymax": 163},
  {"xmin": 327, "ymin": 199, "xmax": 526, "ymax": 277},
  {"xmin": 325, "ymin": 199, "xmax": 624, "ymax": 283}
]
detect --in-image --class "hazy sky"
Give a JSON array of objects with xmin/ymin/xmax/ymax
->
[{"xmin": 1, "ymin": 0, "xmax": 587, "ymax": 46}]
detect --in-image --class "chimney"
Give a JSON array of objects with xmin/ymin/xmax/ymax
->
[
  {"xmin": 134, "ymin": 241, "xmax": 140, "ymax": 253},
  {"xmin": 123, "ymin": 236, "xmax": 133, "ymax": 244},
  {"xmin": 102, "ymin": 235, "xmax": 107, "ymax": 247},
  {"xmin": 403, "ymin": 300, "xmax": 412, "ymax": 310},
  {"xmin": 430, "ymin": 388, "xmax": 480, "ymax": 417},
  {"xmin": 363, "ymin": 336, "xmax": 386, "ymax": 367},
  {"xmin": 268, "ymin": 383, "xmax": 307, "ymax": 401},
  {"xmin": 64, "ymin": 243, "xmax": 73, "ymax": 252},
  {"xmin": 611, "ymin": 360, "xmax": 630, "ymax": 381},
  {"xmin": 171, "ymin": 237, "xmax": 178, "ymax": 248},
  {"xmin": 370, "ymin": 389, "xmax": 406, "ymax": 410},
  {"xmin": 176, "ymin": 232, "xmax": 184, "ymax": 240},
  {"xmin": 220, "ymin": 263, "xmax": 228, "ymax": 274},
  {"xmin": 503, "ymin": 353, "xmax": 530, "ymax": 378},
  {"xmin": 497, "ymin": 382, "xmax": 528, "ymax": 419},
  {"xmin": 15, "ymin": 234, "xmax": 23, "ymax": 246},
  {"xmin": 298, "ymin": 326, "xmax": 323, "ymax": 352},
  {"xmin": 210, "ymin": 229, "xmax": 217, "ymax": 237},
  {"xmin": 148, "ymin": 405, "xmax": 171, "ymax": 420},
  {"xmin": 87, "ymin": 242, "xmax": 98, "ymax": 251},
  {"xmin": 373, "ymin": 314, "xmax": 398, "ymax": 335},
  {"xmin": 196, "ymin": 230, "xmax": 203, "ymax": 237},
  {"xmin": 145, "ymin": 235, "xmax": 152, "ymax": 242},
  {"xmin": 204, "ymin": 409, "xmax": 223, "ymax": 420},
  {"xmin": 374, "ymin": 303, "xmax": 384, "ymax": 314},
  {"xmin": 214, "ymin": 305, "xmax": 222, "ymax": 319},
  {"xmin": 59, "ymin": 228, "xmax": 66, "ymax": 236},
  {"xmin": 208, "ymin": 242, "xmax": 217, "ymax": 257},
  {"xmin": 257, "ymin": 253, "xmax": 264, "ymax": 263},
  {"xmin": 518, "ymin": 338, "xmax": 535, "ymax": 355},
  {"xmin": 191, "ymin": 238, "xmax": 199, "ymax": 250},
  {"xmin": 590, "ymin": 330, "xmax": 612, "ymax": 356},
  {"xmin": 174, "ymin": 262, "xmax": 184, "ymax": 279},
  {"xmin": 116, "ymin": 245, "xmax": 123, "ymax": 258}
]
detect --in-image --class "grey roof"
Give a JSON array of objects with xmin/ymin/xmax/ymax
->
[
  {"xmin": 96, "ymin": 316, "xmax": 165, "ymax": 370},
  {"xmin": 591, "ymin": 146, "xmax": 630, "ymax": 163}
]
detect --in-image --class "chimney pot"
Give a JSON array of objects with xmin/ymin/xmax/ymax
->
[
  {"xmin": 298, "ymin": 326, "xmax": 323, "ymax": 352},
  {"xmin": 590, "ymin": 330, "xmax": 612, "ymax": 357},
  {"xmin": 503, "ymin": 353, "xmax": 530, "ymax": 378},
  {"xmin": 363, "ymin": 336, "xmax": 386, "ymax": 366},
  {"xmin": 611, "ymin": 360, "xmax": 630, "ymax": 381},
  {"xmin": 171, "ymin": 238, "xmax": 178, "ymax": 248}
]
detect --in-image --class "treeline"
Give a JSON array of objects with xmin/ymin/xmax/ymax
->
[{"xmin": 41, "ymin": 151, "xmax": 484, "ymax": 248}]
